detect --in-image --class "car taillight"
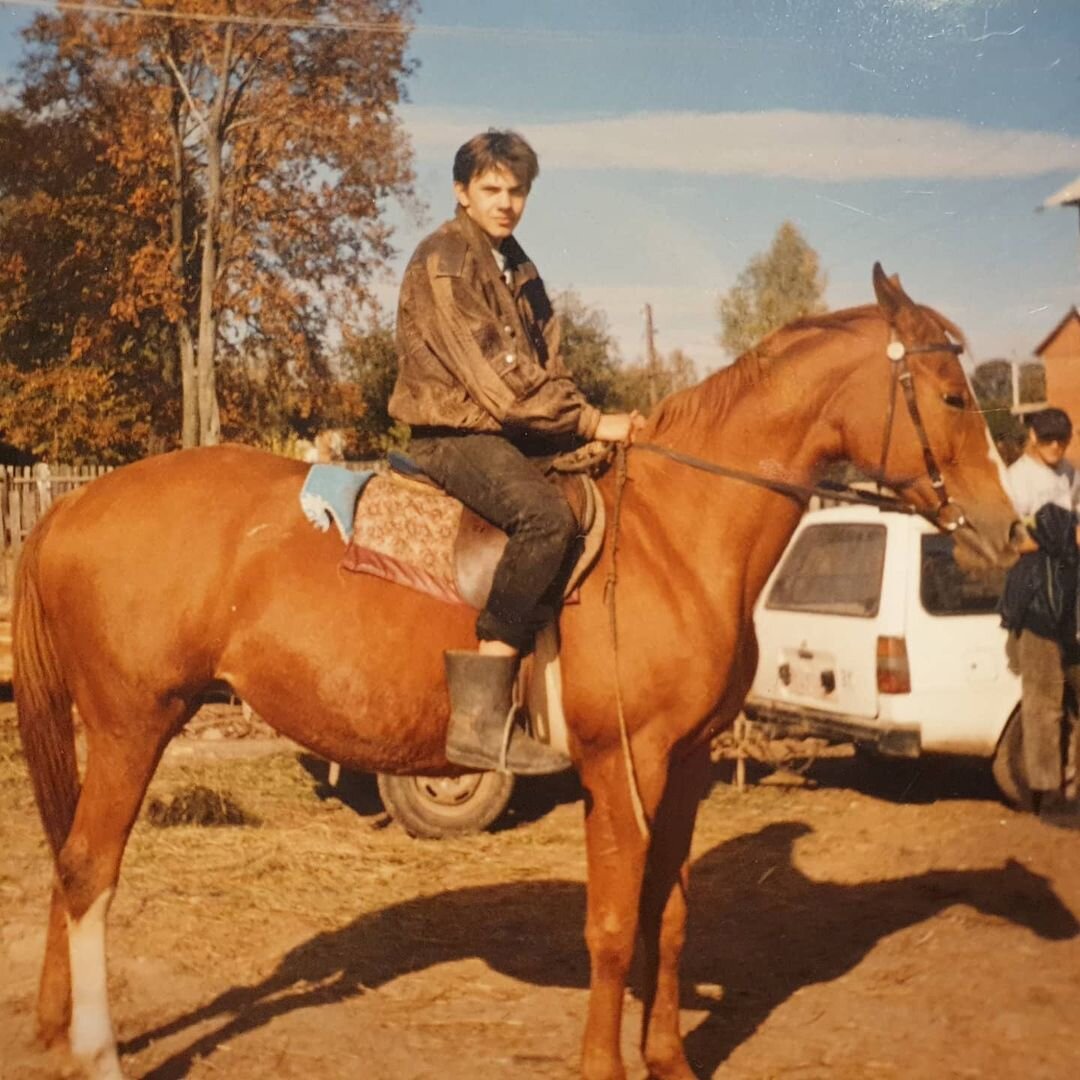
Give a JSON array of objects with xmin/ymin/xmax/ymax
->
[{"xmin": 876, "ymin": 635, "xmax": 911, "ymax": 694}]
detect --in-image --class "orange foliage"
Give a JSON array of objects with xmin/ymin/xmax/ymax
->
[{"xmin": 2, "ymin": 1, "xmax": 417, "ymax": 457}]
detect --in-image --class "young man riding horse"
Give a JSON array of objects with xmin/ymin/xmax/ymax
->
[{"xmin": 389, "ymin": 130, "xmax": 642, "ymax": 774}]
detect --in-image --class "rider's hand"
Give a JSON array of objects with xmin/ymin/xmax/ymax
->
[{"xmin": 594, "ymin": 411, "xmax": 646, "ymax": 444}]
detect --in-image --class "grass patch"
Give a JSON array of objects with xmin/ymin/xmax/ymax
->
[{"xmin": 146, "ymin": 784, "xmax": 261, "ymax": 828}]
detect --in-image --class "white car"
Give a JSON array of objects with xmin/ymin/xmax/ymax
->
[{"xmin": 743, "ymin": 504, "xmax": 1032, "ymax": 805}]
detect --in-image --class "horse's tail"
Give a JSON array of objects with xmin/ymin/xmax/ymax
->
[{"xmin": 13, "ymin": 508, "xmax": 78, "ymax": 858}]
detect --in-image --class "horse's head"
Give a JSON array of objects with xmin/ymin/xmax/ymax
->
[{"xmin": 839, "ymin": 264, "xmax": 1022, "ymax": 570}]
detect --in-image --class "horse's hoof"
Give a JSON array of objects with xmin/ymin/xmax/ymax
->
[
  {"xmin": 644, "ymin": 1046, "xmax": 696, "ymax": 1080},
  {"xmin": 75, "ymin": 1045, "xmax": 126, "ymax": 1080},
  {"xmin": 35, "ymin": 1016, "xmax": 69, "ymax": 1050}
]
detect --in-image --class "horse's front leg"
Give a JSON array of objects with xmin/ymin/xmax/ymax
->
[
  {"xmin": 579, "ymin": 746, "xmax": 665, "ymax": 1080},
  {"xmin": 638, "ymin": 747, "xmax": 711, "ymax": 1080}
]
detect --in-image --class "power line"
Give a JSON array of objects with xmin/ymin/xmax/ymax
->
[
  {"xmin": 0, "ymin": 0, "xmax": 416, "ymax": 35},
  {"xmin": 0, "ymin": 0, "xmax": 754, "ymax": 45},
  {"xmin": 0, "ymin": 0, "xmax": 410, "ymax": 36}
]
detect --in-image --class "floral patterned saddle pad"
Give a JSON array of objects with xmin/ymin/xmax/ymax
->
[{"xmin": 340, "ymin": 469, "xmax": 604, "ymax": 609}]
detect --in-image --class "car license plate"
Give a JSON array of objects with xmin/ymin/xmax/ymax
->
[
  {"xmin": 781, "ymin": 648, "xmax": 838, "ymax": 701},
  {"xmin": 788, "ymin": 665, "xmax": 826, "ymax": 698}
]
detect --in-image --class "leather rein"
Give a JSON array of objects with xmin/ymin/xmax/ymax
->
[{"xmin": 631, "ymin": 334, "xmax": 968, "ymax": 534}]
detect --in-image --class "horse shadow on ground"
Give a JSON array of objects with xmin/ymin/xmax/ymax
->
[{"xmin": 125, "ymin": 821, "xmax": 1079, "ymax": 1080}]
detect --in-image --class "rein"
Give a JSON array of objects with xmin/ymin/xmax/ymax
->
[
  {"xmin": 632, "ymin": 443, "xmax": 919, "ymax": 515},
  {"xmin": 603, "ymin": 444, "xmax": 651, "ymax": 841},
  {"xmin": 632, "ymin": 335, "xmax": 968, "ymax": 531}
]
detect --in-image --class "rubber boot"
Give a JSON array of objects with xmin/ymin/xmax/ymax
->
[{"xmin": 444, "ymin": 651, "xmax": 571, "ymax": 775}]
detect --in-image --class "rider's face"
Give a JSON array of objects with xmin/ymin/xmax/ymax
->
[{"xmin": 454, "ymin": 166, "xmax": 529, "ymax": 243}]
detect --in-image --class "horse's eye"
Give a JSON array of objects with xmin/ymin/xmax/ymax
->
[{"xmin": 942, "ymin": 393, "xmax": 966, "ymax": 410}]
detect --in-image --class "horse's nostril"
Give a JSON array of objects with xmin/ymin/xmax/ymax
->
[{"xmin": 1009, "ymin": 520, "xmax": 1029, "ymax": 547}]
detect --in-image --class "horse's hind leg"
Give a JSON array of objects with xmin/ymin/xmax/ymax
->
[
  {"xmin": 37, "ymin": 882, "xmax": 73, "ymax": 1046},
  {"xmin": 43, "ymin": 696, "xmax": 187, "ymax": 1079}
]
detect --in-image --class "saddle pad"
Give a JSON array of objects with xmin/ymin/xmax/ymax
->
[
  {"xmin": 342, "ymin": 475, "xmax": 467, "ymax": 604},
  {"xmin": 341, "ymin": 472, "xmax": 604, "ymax": 610}
]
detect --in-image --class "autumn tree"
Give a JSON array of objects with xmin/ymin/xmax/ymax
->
[
  {"xmin": 554, "ymin": 291, "xmax": 698, "ymax": 415},
  {"xmin": 717, "ymin": 221, "xmax": 828, "ymax": 359},
  {"xmin": 13, "ymin": 0, "xmax": 416, "ymax": 450},
  {"xmin": 615, "ymin": 348, "xmax": 698, "ymax": 415},
  {"xmin": 553, "ymin": 289, "xmax": 625, "ymax": 412},
  {"xmin": 339, "ymin": 321, "xmax": 409, "ymax": 455},
  {"xmin": 0, "ymin": 107, "xmax": 180, "ymax": 460}
]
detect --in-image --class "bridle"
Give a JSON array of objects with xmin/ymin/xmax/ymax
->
[
  {"xmin": 878, "ymin": 333, "xmax": 967, "ymax": 532},
  {"xmin": 631, "ymin": 331, "xmax": 971, "ymax": 534}
]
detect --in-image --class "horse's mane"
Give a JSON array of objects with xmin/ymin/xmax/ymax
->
[
  {"xmin": 648, "ymin": 305, "xmax": 877, "ymax": 439},
  {"xmin": 647, "ymin": 301, "xmax": 965, "ymax": 441}
]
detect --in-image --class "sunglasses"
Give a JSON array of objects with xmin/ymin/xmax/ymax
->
[{"xmin": 1037, "ymin": 435, "xmax": 1072, "ymax": 446}]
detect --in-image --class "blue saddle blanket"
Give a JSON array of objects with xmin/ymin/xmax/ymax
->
[{"xmin": 299, "ymin": 464, "xmax": 376, "ymax": 543}]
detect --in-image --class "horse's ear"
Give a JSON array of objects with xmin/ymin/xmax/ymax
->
[{"xmin": 872, "ymin": 262, "xmax": 914, "ymax": 322}]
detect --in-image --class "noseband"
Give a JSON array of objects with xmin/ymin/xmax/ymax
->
[{"xmin": 879, "ymin": 334, "xmax": 967, "ymax": 532}]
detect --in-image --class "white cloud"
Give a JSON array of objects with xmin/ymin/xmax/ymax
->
[{"xmin": 404, "ymin": 106, "xmax": 1079, "ymax": 182}]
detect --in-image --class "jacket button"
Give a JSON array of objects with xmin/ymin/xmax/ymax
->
[
  {"xmin": 505, "ymin": 353, "xmax": 515, "ymax": 365},
  {"xmin": 504, "ymin": 325, "xmax": 514, "ymax": 335}
]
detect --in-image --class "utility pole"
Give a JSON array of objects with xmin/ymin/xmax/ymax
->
[{"xmin": 643, "ymin": 303, "xmax": 660, "ymax": 408}]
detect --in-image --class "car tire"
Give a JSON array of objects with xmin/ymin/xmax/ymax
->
[
  {"xmin": 991, "ymin": 707, "xmax": 1034, "ymax": 811},
  {"xmin": 376, "ymin": 771, "xmax": 515, "ymax": 839}
]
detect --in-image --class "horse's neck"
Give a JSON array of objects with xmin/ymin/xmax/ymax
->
[
  {"xmin": 647, "ymin": 347, "xmax": 853, "ymax": 501},
  {"xmin": 628, "ymin": 344, "xmax": 860, "ymax": 606},
  {"xmin": 711, "ymin": 354, "xmax": 847, "ymax": 485}
]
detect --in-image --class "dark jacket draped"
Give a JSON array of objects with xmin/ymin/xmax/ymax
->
[{"xmin": 999, "ymin": 502, "xmax": 1079, "ymax": 643}]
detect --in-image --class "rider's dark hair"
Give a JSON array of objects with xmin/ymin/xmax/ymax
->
[{"xmin": 453, "ymin": 130, "xmax": 539, "ymax": 190}]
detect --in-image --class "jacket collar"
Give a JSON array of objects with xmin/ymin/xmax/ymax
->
[{"xmin": 453, "ymin": 206, "xmax": 538, "ymax": 286}]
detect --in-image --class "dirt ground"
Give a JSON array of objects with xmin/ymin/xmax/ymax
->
[{"xmin": 2, "ymin": 702, "xmax": 1080, "ymax": 1080}]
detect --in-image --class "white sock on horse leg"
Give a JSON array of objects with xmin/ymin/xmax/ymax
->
[{"xmin": 66, "ymin": 887, "xmax": 123, "ymax": 1079}]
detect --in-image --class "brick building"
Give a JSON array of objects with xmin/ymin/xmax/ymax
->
[{"xmin": 1035, "ymin": 306, "xmax": 1080, "ymax": 465}]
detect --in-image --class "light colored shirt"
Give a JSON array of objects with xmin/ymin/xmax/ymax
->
[
  {"xmin": 491, "ymin": 245, "xmax": 513, "ymax": 287},
  {"xmin": 1006, "ymin": 452, "xmax": 1080, "ymax": 520}
]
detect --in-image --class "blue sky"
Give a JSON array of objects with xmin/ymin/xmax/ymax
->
[{"xmin": 2, "ymin": 0, "xmax": 1079, "ymax": 371}]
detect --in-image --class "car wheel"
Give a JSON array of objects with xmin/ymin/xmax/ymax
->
[
  {"xmin": 376, "ymin": 771, "xmax": 515, "ymax": 839},
  {"xmin": 991, "ymin": 707, "xmax": 1034, "ymax": 811}
]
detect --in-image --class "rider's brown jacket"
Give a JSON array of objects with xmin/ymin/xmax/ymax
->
[{"xmin": 389, "ymin": 207, "xmax": 601, "ymax": 439}]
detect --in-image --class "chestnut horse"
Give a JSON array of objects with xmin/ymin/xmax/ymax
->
[{"xmin": 14, "ymin": 267, "xmax": 1019, "ymax": 1080}]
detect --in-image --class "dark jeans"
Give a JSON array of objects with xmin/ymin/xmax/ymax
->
[{"xmin": 408, "ymin": 433, "xmax": 578, "ymax": 652}]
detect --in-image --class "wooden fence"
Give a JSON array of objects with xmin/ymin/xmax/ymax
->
[{"xmin": 1, "ymin": 465, "xmax": 113, "ymax": 596}]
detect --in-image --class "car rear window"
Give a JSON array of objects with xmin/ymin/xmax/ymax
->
[
  {"xmin": 920, "ymin": 534, "xmax": 1006, "ymax": 615},
  {"xmin": 765, "ymin": 523, "xmax": 887, "ymax": 617}
]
